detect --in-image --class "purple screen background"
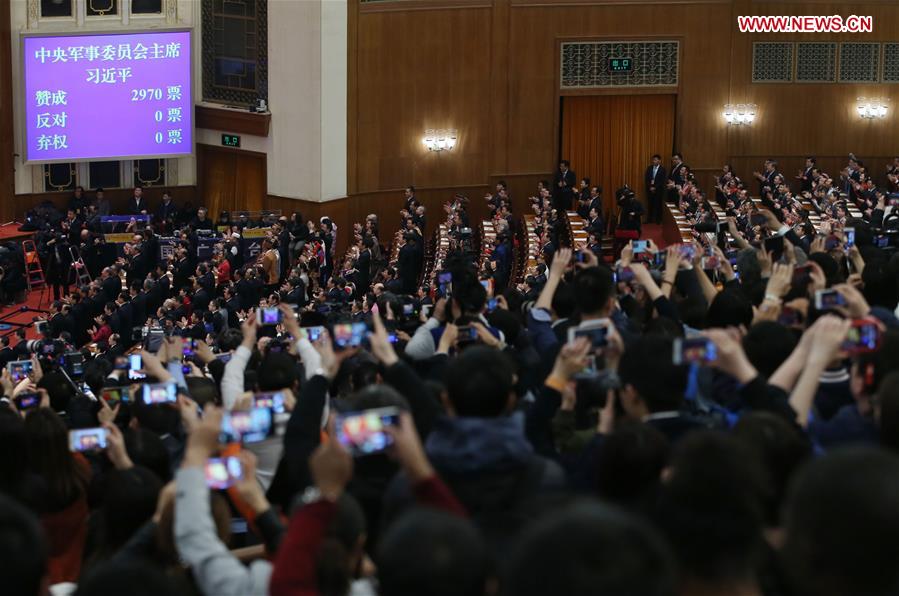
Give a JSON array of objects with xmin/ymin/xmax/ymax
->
[{"xmin": 24, "ymin": 31, "xmax": 192, "ymax": 162}]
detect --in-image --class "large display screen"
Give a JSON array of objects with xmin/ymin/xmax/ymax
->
[{"xmin": 23, "ymin": 30, "xmax": 192, "ymax": 163}]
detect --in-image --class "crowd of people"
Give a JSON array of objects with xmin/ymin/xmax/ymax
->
[{"xmin": 1, "ymin": 148, "xmax": 899, "ymax": 596}]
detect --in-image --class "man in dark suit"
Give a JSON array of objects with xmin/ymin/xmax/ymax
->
[
  {"xmin": 355, "ymin": 237, "xmax": 373, "ymax": 298},
  {"xmin": 0, "ymin": 337, "xmax": 14, "ymax": 370},
  {"xmin": 129, "ymin": 281, "xmax": 148, "ymax": 328},
  {"xmin": 127, "ymin": 185, "xmax": 147, "ymax": 215},
  {"xmin": 48, "ymin": 300, "xmax": 67, "ymax": 338},
  {"xmin": 173, "ymin": 250, "xmax": 194, "ymax": 295},
  {"xmin": 753, "ymin": 159, "xmax": 780, "ymax": 195},
  {"xmin": 552, "ymin": 160, "xmax": 577, "ymax": 212},
  {"xmin": 100, "ymin": 267, "xmax": 122, "ymax": 303},
  {"xmin": 645, "ymin": 154, "xmax": 667, "ymax": 225},
  {"xmin": 156, "ymin": 191, "xmax": 178, "ymax": 232},
  {"xmin": 114, "ymin": 293, "xmax": 134, "ymax": 344},
  {"xmin": 397, "ymin": 233, "xmax": 422, "ymax": 295},
  {"xmin": 795, "ymin": 156, "xmax": 816, "ymax": 194},
  {"xmin": 669, "ymin": 153, "xmax": 689, "ymax": 186}
]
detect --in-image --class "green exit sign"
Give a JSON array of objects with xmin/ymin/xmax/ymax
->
[
  {"xmin": 609, "ymin": 58, "xmax": 633, "ymax": 72},
  {"xmin": 221, "ymin": 134, "xmax": 241, "ymax": 147}
]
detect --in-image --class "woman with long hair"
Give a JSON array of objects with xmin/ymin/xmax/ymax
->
[{"xmin": 24, "ymin": 408, "xmax": 91, "ymax": 584}]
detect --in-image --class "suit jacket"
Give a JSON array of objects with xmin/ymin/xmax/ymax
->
[
  {"xmin": 0, "ymin": 347, "xmax": 13, "ymax": 370},
  {"xmin": 397, "ymin": 244, "xmax": 420, "ymax": 294},
  {"xmin": 102, "ymin": 275, "xmax": 121, "ymax": 303},
  {"xmin": 115, "ymin": 302, "xmax": 134, "ymax": 341},
  {"xmin": 669, "ymin": 163, "xmax": 689, "ymax": 186},
  {"xmin": 355, "ymin": 250, "xmax": 371, "ymax": 296},
  {"xmin": 552, "ymin": 170, "xmax": 577, "ymax": 207},
  {"xmin": 798, "ymin": 167, "xmax": 814, "ymax": 193},
  {"xmin": 156, "ymin": 201, "xmax": 178, "ymax": 222},
  {"xmin": 127, "ymin": 197, "xmax": 147, "ymax": 215},
  {"xmin": 645, "ymin": 165, "xmax": 667, "ymax": 193},
  {"xmin": 173, "ymin": 259, "xmax": 193, "ymax": 294},
  {"xmin": 49, "ymin": 313, "xmax": 67, "ymax": 339},
  {"xmin": 130, "ymin": 292, "xmax": 147, "ymax": 328}
]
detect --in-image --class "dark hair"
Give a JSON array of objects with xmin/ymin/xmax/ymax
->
[
  {"xmin": 258, "ymin": 352, "xmax": 299, "ymax": 391},
  {"xmin": 652, "ymin": 154, "xmax": 662, "ymax": 160},
  {"xmin": 0, "ymin": 493, "xmax": 46, "ymax": 596},
  {"xmin": 504, "ymin": 500, "xmax": 675, "ymax": 596},
  {"xmin": 573, "ymin": 267, "xmax": 615, "ymax": 316},
  {"xmin": 782, "ymin": 447, "xmax": 899, "ymax": 596},
  {"xmin": 742, "ymin": 321, "xmax": 798, "ymax": 377},
  {"xmin": 673, "ymin": 153, "xmax": 683, "ymax": 160},
  {"xmin": 24, "ymin": 408, "xmax": 88, "ymax": 511},
  {"xmin": 123, "ymin": 428, "xmax": 173, "ymax": 483},
  {"xmin": 655, "ymin": 432, "xmax": 768, "ymax": 584},
  {"xmin": 446, "ymin": 346, "xmax": 515, "ymax": 417},
  {"xmin": 732, "ymin": 412, "xmax": 811, "ymax": 526},
  {"xmin": 95, "ymin": 466, "xmax": 163, "ymax": 559},
  {"xmin": 618, "ymin": 336, "xmax": 686, "ymax": 413},
  {"xmin": 595, "ymin": 421, "xmax": 669, "ymax": 512},
  {"xmin": 550, "ymin": 282, "xmax": 576, "ymax": 319},
  {"xmin": 0, "ymin": 408, "xmax": 31, "ymax": 505},
  {"xmin": 315, "ymin": 493, "xmax": 367, "ymax": 596},
  {"xmin": 377, "ymin": 510, "xmax": 488, "ymax": 596},
  {"xmin": 705, "ymin": 289, "xmax": 753, "ymax": 329},
  {"xmin": 559, "ymin": 160, "xmax": 570, "ymax": 167}
]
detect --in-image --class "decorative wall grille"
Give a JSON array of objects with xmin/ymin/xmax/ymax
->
[
  {"xmin": 752, "ymin": 42, "xmax": 793, "ymax": 82},
  {"xmin": 796, "ymin": 42, "xmax": 837, "ymax": 82},
  {"xmin": 560, "ymin": 41, "xmax": 679, "ymax": 89}
]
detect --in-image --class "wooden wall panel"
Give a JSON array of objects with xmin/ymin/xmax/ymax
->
[
  {"xmin": 0, "ymin": 0, "xmax": 14, "ymax": 223},
  {"xmin": 726, "ymin": 0, "xmax": 899, "ymax": 165},
  {"xmin": 350, "ymin": 0, "xmax": 899, "ymax": 212},
  {"xmin": 351, "ymin": 6, "xmax": 494, "ymax": 193}
]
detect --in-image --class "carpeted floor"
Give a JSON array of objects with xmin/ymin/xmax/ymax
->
[{"xmin": 0, "ymin": 285, "xmax": 53, "ymax": 340}]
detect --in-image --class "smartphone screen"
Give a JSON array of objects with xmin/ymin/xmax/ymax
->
[
  {"xmin": 335, "ymin": 407, "xmax": 400, "ymax": 456},
  {"xmin": 14, "ymin": 392, "xmax": 40, "ymax": 411},
  {"xmin": 815, "ymin": 289, "xmax": 846, "ymax": 311},
  {"xmin": 257, "ymin": 307, "xmax": 282, "ymax": 326},
  {"xmin": 205, "ymin": 457, "xmax": 243, "ymax": 490},
  {"xmin": 672, "ymin": 337, "xmax": 717, "ymax": 365},
  {"xmin": 843, "ymin": 320, "xmax": 880, "ymax": 354},
  {"xmin": 141, "ymin": 381, "xmax": 177, "ymax": 405},
  {"xmin": 128, "ymin": 354, "xmax": 145, "ymax": 380},
  {"xmin": 69, "ymin": 427, "xmax": 107, "ymax": 452},
  {"xmin": 844, "ymin": 227, "xmax": 856, "ymax": 250},
  {"xmin": 332, "ymin": 322, "xmax": 367, "ymax": 349},
  {"xmin": 568, "ymin": 322, "xmax": 609, "ymax": 348},
  {"xmin": 7, "ymin": 360, "xmax": 33, "ymax": 383},
  {"xmin": 632, "ymin": 240, "xmax": 648, "ymax": 254},
  {"xmin": 220, "ymin": 407, "xmax": 274, "ymax": 444},
  {"xmin": 254, "ymin": 391, "xmax": 286, "ymax": 415},
  {"xmin": 299, "ymin": 326, "xmax": 324, "ymax": 342}
]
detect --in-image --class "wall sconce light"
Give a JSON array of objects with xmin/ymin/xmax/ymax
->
[
  {"xmin": 856, "ymin": 97, "xmax": 889, "ymax": 119},
  {"xmin": 423, "ymin": 128, "xmax": 457, "ymax": 152},
  {"xmin": 723, "ymin": 103, "xmax": 757, "ymax": 126}
]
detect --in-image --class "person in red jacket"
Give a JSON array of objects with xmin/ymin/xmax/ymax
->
[{"xmin": 269, "ymin": 412, "xmax": 471, "ymax": 596}]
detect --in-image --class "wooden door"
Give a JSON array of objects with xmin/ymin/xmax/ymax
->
[
  {"xmin": 197, "ymin": 144, "xmax": 266, "ymax": 218},
  {"xmin": 560, "ymin": 95, "xmax": 676, "ymax": 217}
]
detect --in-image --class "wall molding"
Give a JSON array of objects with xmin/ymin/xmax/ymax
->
[{"xmin": 360, "ymin": 0, "xmax": 492, "ymax": 13}]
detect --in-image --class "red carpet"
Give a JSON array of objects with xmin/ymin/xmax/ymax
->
[
  {"xmin": 0, "ymin": 286, "xmax": 52, "ymax": 340},
  {"xmin": 642, "ymin": 223, "xmax": 667, "ymax": 249},
  {"xmin": 0, "ymin": 223, "xmax": 34, "ymax": 243}
]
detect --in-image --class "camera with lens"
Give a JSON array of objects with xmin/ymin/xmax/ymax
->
[{"xmin": 24, "ymin": 338, "xmax": 66, "ymax": 357}]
